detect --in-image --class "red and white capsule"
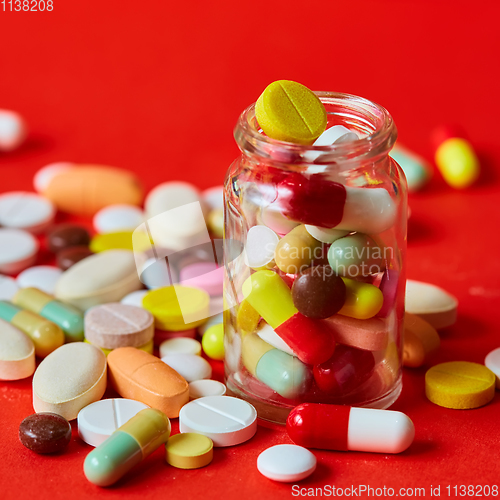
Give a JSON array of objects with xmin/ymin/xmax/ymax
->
[{"xmin": 287, "ymin": 403, "xmax": 414, "ymax": 454}]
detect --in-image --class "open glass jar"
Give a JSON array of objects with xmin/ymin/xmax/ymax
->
[{"xmin": 223, "ymin": 92, "xmax": 407, "ymax": 424}]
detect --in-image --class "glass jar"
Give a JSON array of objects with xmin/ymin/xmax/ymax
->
[{"xmin": 223, "ymin": 92, "xmax": 407, "ymax": 424}]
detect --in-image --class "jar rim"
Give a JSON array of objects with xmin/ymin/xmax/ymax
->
[{"xmin": 234, "ymin": 91, "xmax": 397, "ymax": 165}]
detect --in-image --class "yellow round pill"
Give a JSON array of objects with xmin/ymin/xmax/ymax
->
[
  {"xmin": 202, "ymin": 323, "xmax": 224, "ymax": 360},
  {"xmin": 425, "ymin": 361, "xmax": 496, "ymax": 409},
  {"xmin": 89, "ymin": 231, "xmax": 151, "ymax": 253},
  {"xmin": 143, "ymin": 286, "xmax": 210, "ymax": 331},
  {"xmin": 255, "ymin": 80, "xmax": 327, "ymax": 145},
  {"xmin": 165, "ymin": 433, "xmax": 213, "ymax": 469}
]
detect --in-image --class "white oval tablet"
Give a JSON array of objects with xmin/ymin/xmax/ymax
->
[
  {"xmin": 0, "ymin": 274, "xmax": 20, "ymax": 300},
  {"xmin": 244, "ymin": 225, "xmax": 279, "ymax": 269},
  {"xmin": 162, "ymin": 353, "xmax": 212, "ymax": 382},
  {"xmin": 16, "ymin": 266, "xmax": 63, "ymax": 295},
  {"xmin": 77, "ymin": 398, "xmax": 149, "ymax": 447},
  {"xmin": 257, "ymin": 444, "xmax": 317, "ymax": 482},
  {"xmin": 0, "ymin": 318, "xmax": 35, "ymax": 380},
  {"xmin": 33, "ymin": 342, "xmax": 107, "ymax": 420},
  {"xmin": 202, "ymin": 186, "xmax": 224, "ymax": 210},
  {"xmin": 256, "ymin": 323, "xmax": 296, "ymax": 357},
  {"xmin": 145, "ymin": 181, "xmax": 201, "ymax": 218},
  {"xmin": 160, "ymin": 337, "xmax": 202, "ymax": 357},
  {"xmin": 199, "ymin": 313, "xmax": 223, "ymax": 336},
  {"xmin": 33, "ymin": 162, "xmax": 74, "ymax": 193},
  {"xmin": 405, "ymin": 279, "xmax": 458, "ymax": 329},
  {"xmin": 0, "ymin": 228, "xmax": 39, "ymax": 275},
  {"xmin": 0, "ymin": 109, "xmax": 27, "ymax": 151},
  {"xmin": 93, "ymin": 204, "xmax": 144, "ymax": 234},
  {"xmin": 189, "ymin": 379, "xmax": 226, "ymax": 399},
  {"xmin": 179, "ymin": 395, "xmax": 257, "ymax": 447},
  {"xmin": 305, "ymin": 225, "xmax": 349, "ymax": 244},
  {"xmin": 0, "ymin": 192, "xmax": 55, "ymax": 234},
  {"xmin": 485, "ymin": 347, "xmax": 500, "ymax": 389},
  {"xmin": 120, "ymin": 289, "xmax": 148, "ymax": 308}
]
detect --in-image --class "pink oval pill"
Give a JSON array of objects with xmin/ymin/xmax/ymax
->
[{"xmin": 179, "ymin": 263, "xmax": 223, "ymax": 297}]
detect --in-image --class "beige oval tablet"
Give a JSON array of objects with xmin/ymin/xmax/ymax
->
[
  {"xmin": 55, "ymin": 250, "xmax": 142, "ymax": 310},
  {"xmin": 405, "ymin": 279, "xmax": 458, "ymax": 329},
  {"xmin": 84, "ymin": 303, "xmax": 154, "ymax": 349},
  {"xmin": 33, "ymin": 342, "xmax": 107, "ymax": 420},
  {"xmin": 0, "ymin": 318, "xmax": 35, "ymax": 380}
]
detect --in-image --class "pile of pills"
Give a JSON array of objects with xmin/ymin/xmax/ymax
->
[{"xmin": 0, "ymin": 82, "xmax": 496, "ymax": 489}]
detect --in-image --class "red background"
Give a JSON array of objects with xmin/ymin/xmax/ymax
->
[{"xmin": 1, "ymin": 1, "xmax": 500, "ymax": 498}]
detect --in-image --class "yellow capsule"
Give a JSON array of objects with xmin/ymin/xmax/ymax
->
[
  {"xmin": 274, "ymin": 225, "xmax": 321, "ymax": 274},
  {"xmin": 338, "ymin": 278, "xmax": 383, "ymax": 320},
  {"xmin": 435, "ymin": 138, "xmax": 479, "ymax": 189},
  {"xmin": 241, "ymin": 333, "xmax": 274, "ymax": 376},
  {"xmin": 255, "ymin": 80, "xmax": 327, "ymax": 144}
]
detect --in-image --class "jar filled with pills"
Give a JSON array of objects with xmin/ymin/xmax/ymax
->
[{"xmin": 223, "ymin": 84, "xmax": 407, "ymax": 423}]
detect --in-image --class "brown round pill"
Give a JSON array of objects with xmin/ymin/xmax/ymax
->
[
  {"xmin": 19, "ymin": 413, "xmax": 72, "ymax": 454},
  {"xmin": 291, "ymin": 265, "xmax": 346, "ymax": 319},
  {"xmin": 48, "ymin": 224, "xmax": 91, "ymax": 254},
  {"xmin": 56, "ymin": 246, "xmax": 94, "ymax": 270}
]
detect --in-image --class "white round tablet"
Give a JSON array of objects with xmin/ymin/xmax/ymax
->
[
  {"xmin": 179, "ymin": 396, "xmax": 257, "ymax": 447},
  {"xmin": 485, "ymin": 347, "xmax": 500, "ymax": 389},
  {"xmin": 145, "ymin": 181, "xmax": 201, "ymax": 218},
  {"xmin": 189, "ymin": 379, "xmax": 226, "ymax": 399},
  {"xmin": 120, "ymin": 289, "xmax": 148, "ymax": 308},
  {"xmin": 77, "ymin": 398, "xmax": 149, "ymax": 447},
  {"xmin": 0, "ymin": 192, "xmax": 55, "ymax": 234},
  {"xmin": 0, "ymin": 109, "xmax": 27, "ymax": 151},
  {"xmin": 162, "ymin": 353, "xmax": 212, "ymax": 382},
  {"xmin": 202, "ymin": 186, "xmax": 224, "ymax": 210},
  {"xmin": 0, "ymin": 229, "xmax": 39, "ymax": 275},
  {"xmin": 0, "ymin": 274, "xmax": 20, "ymax": 300},
  {"xmin": 199, "ymin": 313, "xmax": 223, "ymax": 336},
  {"xmin": 16, "ymin": 266, "xmax": 63, "ymax": 295},
  {"xmin": 257, "ymin": 444, "xmax": 317, "ymax": 482},
  {"xmin": 244, "ymin": 225, "xmax": 279, "ymax": 270},
  {"xmin": 93, "ymin": 204, "xmax": 144, "ymax": 234},
  {"xmin": 256, "ymin": 323, "xmax": 296, "ymax": 357},
  {"xmin": 405, "ymin": 279, "xmax": 458, "ymax": 329},
  {"xmin": 160, "ymin": 337, "xmax": 202, "ymax": 357},
  {"xmin": 33, "ymin": 162, "xmax": 74, "ymax": 193}
]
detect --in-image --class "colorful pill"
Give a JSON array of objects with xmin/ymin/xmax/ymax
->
[
  {"xmin": 165, "ymin": 433, "xmax": 213, "ymax": 469},
  {"xmin": 243, "ymin": 271, "xmax": 335, "ymax": 365},
  {"xmin": 19, "ymin": 413, "xmax": 72, "ymax": 454},
  {"xmin": 13, "ymin": 287, "xmax": 84, "ymax": 343},
  {"xmin": 389, "ymin": 143, "xmax": 431, "ymax": 192},
  {"xmin": 0, "ymin": 300, "xmax": 64, "ymax": 358},
  {"xmin": 255, "ymin": 80, "xmax": 327, "ymax": 145},
  {"xmin": 434, "ymin": 130, "xmax": 479, "ymax": 189},
  {"xmin": 242, "ymin": 333, "xmax": 311, "ymax": 399},
  {"xmin": 84, "ymin": 408, "xmax": 171, "ymax": 487},
  {"xmin": 338, "ymin": 278, "xmax": 384, "ymax": 320},
  {"xmin": 274, "ymin": 225, "xmax": 321, "ymax": 274},
  {"xmin": 313, "ymin": 345, "xmax": 376, "ymax": 395},
  {"xmin": 425, "ymin": 361, "xmax": 495, "ymax": 409},
  {"xmin": 287, "ymin": 403, "xmax": 415, "ymax": 454},
  {"xmin": 201, "ymin": 323, "xmax": 225, "ymax": 360},
  {"xmin": 403, "ymin": 313, "xmax": 440, "ymax": 368},
  {"xmin": 236, "ymin": 299, "xmax": 261, "ymax": 336},
  {"xmin": 47, "ymin": 224, "xmax": 91, "ymax": 254},
  {"xmin": 328, "ymin": 234, "xmax": 385, "ymax": 278},
  {"xmin": 291, "ymin": 265, "xmax": 346, "ymax": 319}
]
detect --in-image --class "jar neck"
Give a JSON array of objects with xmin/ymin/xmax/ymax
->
[{"xmin": 234, "ymin": 92, "xmax": 397, "ymax": 171}]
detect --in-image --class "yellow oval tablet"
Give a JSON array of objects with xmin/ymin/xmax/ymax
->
[
  {"xmin": 166, "ymin": 433, "xmax": 213, "ymax": 469},
  {"xmin": 143, "ymin": 286, "xmax": 210, "ymax": 331},
  {"xmin": 425, "ymin": 361, "xmax": 495, "ymax": 409},
  {"xmin": 255, "ymin": 80, "xmax": 327, "ymax": 144}
]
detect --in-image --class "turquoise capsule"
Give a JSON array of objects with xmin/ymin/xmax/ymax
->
[
  {"xmin": 0, "ymin": 300, "xmax": 19, "ymax": 322},
  {"xmin": 84, "ymin": 408, "xmax": 170, "ymax": 487},
  {"xmin": 390, "ymin": 143, "xmax": 431, "ymax": 192},
  {"xmin": 13, "ymin": 287, "xmax": 84, "ymax": 342},
  {"xmin": 328, "ymin": 233, "xmax": 384, "ymax": 278}
]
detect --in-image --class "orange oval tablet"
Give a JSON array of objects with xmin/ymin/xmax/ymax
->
[
  {"xmin": 107, "ymin": 347, "xmax": 189, "ymax": 418},
  {"xmin": 43, "ymin": 165, "xmax": 143, "ymax": 216}
]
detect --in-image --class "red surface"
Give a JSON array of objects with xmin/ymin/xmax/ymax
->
[{"xmin": 1, "ymin": 1, "xmax": 500, "ymax": 498}]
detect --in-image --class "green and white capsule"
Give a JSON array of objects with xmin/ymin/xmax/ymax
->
[
  {"xmin": 13, "ymin": 287, "xmax": 84, "ymax": 342},
  {"xmin": 84, "ymin": 408, "xmax": 171, "ymax": 487}
]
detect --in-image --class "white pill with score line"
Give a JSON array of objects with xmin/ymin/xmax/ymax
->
[
  {"xmin": 257, "ymin": 444, "xmax": 317, "ymax": 482},
  {"xmin": 179, "ymin": 395, "xmax": 257, "ymax": 447},
  {"xmin": 77, "ymin": 398, "xmax": 149, "ymax": 447}
]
